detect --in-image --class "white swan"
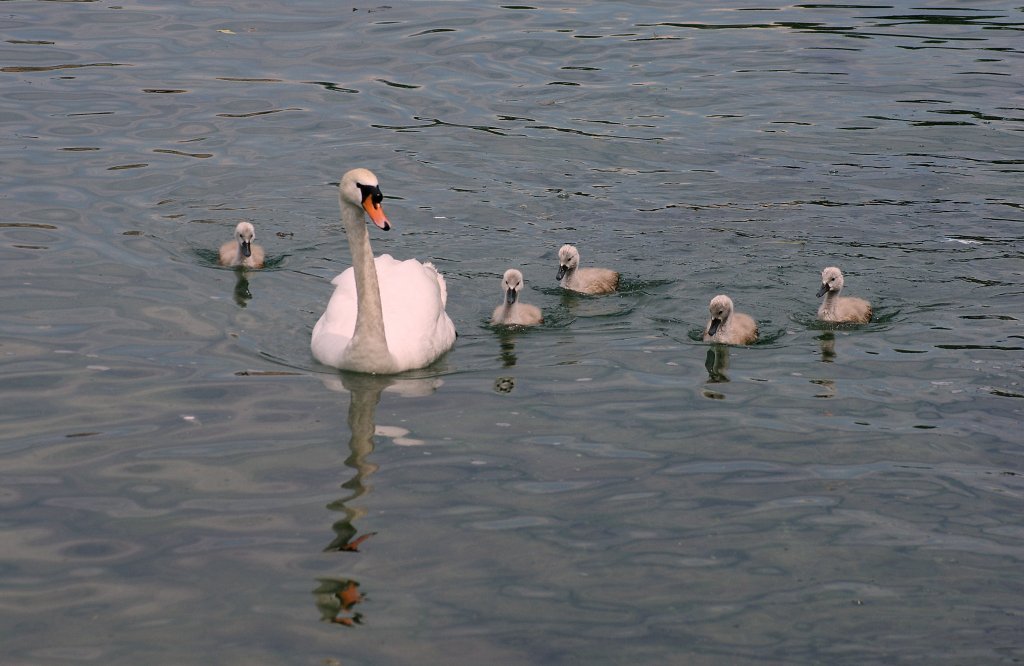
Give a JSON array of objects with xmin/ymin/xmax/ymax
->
[
  {"xmin": 817, "ymin": 266, "xmax": 872, "ymax": 323},
  {"xmin": 219, "ymin": 221, "xmax": 265, "ymax": 268},
  {"xmin": 556, "ymin": 244, "xmax": 619, "ymax": 295},
  {"xmin": 491, "ymin": 268, "xmax": 543, "ymax": 326},
  {"xmin": 310, "ymin": 168, "xmax": 456, "ymax": 374},
  {"xmin": 703, "ymin": 294, "xmax": 758, "ymax": 345}
]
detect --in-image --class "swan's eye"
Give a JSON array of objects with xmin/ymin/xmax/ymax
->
[{"xmin": 357, "ymin": 183, "xmax": 384, "ymax": 206}]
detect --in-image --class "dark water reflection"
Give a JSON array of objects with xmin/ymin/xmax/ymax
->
[
  {"xmin": 313, "ymin": 576, "xmax": 365, "ymax": 627},
  {"xmin": 2, "ymin": 0, "xmax": 1023, "ymax": 664},
  {"xmin": 704, "ymin": 345, "xmax": 730, "ymax": 383},
  {"xmin": 495, "ymin": 327, "xmax": 521, "ymax": 369},
  {"xmin": 817, "ymin": 331, "xmax": 837, "ymax": 362},
  {"xmin": 317, "ymin": 374, "xmax": 390, "ymax": 630},
  {"xmin": 324, "ymin": 374, "xmax": 386, "ymax": 554},
  {"xmin": 232, "ymin": 269, "xmax": 253, "ymax": 307}
]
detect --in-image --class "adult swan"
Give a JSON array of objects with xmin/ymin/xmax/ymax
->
[{"xmin": 311, "ymin": 168, "xmax": 456, "ymax": 374}]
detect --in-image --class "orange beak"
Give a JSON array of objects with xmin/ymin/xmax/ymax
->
[{"xmin": 362, "ymin": 196, "xmax": 390, "ymax": 231}]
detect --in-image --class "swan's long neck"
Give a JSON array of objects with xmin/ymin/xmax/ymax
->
[
  {"xmin": 820, "ymin": 290, "xmax": 838, "ymax": 316},
  {"xmin": 342, "ymin": 200, "xmax": 393, "ymax": 367}
]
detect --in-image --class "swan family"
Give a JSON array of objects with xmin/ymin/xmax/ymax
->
[{"xmin": 221, "ymin": 167, "xmax": 874, "ymax": 374}]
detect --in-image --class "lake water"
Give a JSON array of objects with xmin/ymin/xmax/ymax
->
[{"xmin": 2, "ymin": 1, "xmax": 1022, "ymax": 663}]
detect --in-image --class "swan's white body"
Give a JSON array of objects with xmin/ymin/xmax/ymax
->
[
  {"xmin": 817, "ymin": 266, "xmax": 872, "ymax": 324},
  {"xmin": 557, "ymin": 244, "xmax": 619, "ymax": 295},
  {"xmin": 219, "ymin": 221, "xmax": 264, "ymax": 268},
  {"xmin": 311, "ymin": 168, "xmax": 456, "ymax": 374},
  {"xmin": 703, "ymin": 294, "xmax": 758, "ymax": 345},
  {"xmin": 491, "ymin": 268, "xmax": 543, "ymax": 326}
]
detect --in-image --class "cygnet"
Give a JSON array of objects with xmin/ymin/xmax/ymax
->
[
  {"xmin": 816, "ymin": 266, "xmax": 871, "ymax": 323},
  {"xmin": 703, "ymin": 294, "xmax": 758, "ymax": 345},
  {"xmin": 556, "ymin": 244, "xmax": 619, "ymax": 295},
  {"xmin": 492, "ymin": 268, "xmax": 543, "ymax": 326},
  {"xmin": 219, "ymin": 221, "xmax": 265, "ymax": 269}
]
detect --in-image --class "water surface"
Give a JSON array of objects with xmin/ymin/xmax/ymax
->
[{"xmin": 1, "ymin": 1, "xmax": 1022, "ymax": 664}]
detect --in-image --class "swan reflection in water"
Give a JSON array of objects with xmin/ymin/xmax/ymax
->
[
  {"xmin": 818, "ymin": 331, "xmax": 836, "ymax": 363},
  {"xmin": 811, "ymin": 332, "xmax": 837, "ymax": 398},
  {"xmin": 312, "ymin": 371, "xmax": 441, "ymax": 626},
  {"xmin": 232, "ymin": 269, "xmax": 252, "ymax": 307},
  {"xmin": 323, "ymin": 373, "xmax": 386, "ymax": 553},
  {"xmin": 492, "ymin": 323, "xmax": 532, "ymax": 393},
  {"xmin": 705, "ymin": 345, "xmax": 730, "ymax": 384},
  {"xmin": 313, "ymin": 577, "xmax": 365, "ymax": 627},
  {"xmin": 496, "ymin": 327, "xmax": 518, "ymax": 368}
]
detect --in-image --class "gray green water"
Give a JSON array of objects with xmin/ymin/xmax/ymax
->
[{"xmin": 2, "ymin": 1, "xmax": 1022, "ymax": 664}]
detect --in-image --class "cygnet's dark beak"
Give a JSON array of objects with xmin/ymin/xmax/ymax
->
[
  {"xmin": 241, "ymin": 240, "xmax": 252, "ymax": 257},
  {"xmin": 506, "ymin": 287, "xmax": 517, "ymax": 305},
  {"xmin": 816, "ymin": 283, "xmax": 829, "ymax": 298},
  {"xmin": 708, "ymin": 318, "xmax": 722, "ymax": 337},
  {"xmin": 556, "ymin": 265, "xmax": 567, "ymax": 280}
]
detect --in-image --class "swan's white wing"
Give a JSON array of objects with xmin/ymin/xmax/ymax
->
[
  {"xmin": 376, "ymin": 255, "xmax": 456, "ymax": 370},
  {"xmin": 422, "ymin": 261, "xmax": 448, "ymax": 307},
  {"xmin": 310, "ymin": 266, "xmax": 358, "ymax": 368}
]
